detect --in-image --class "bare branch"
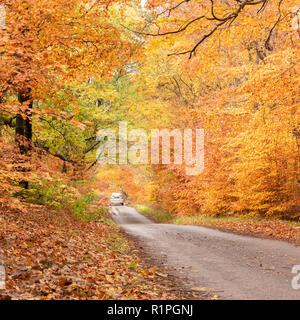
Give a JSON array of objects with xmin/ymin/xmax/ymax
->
[
  {"xmin": 121, "ymin": 15, "xmax": 209, "ymax": 37},
  {"xmin": 144, "ymin": 0, "xmax": 270, "ymax": 58},
  {"xmin": 265, "ymin": 0, "xmax": 284, "ymax": 51},
  {"xmin": 157, "ymin": 0, "xmax": 191, "ymax": 18},
  {"xmin": 168, "ymin": 20, "xmax": 227, "ymax": 58}
]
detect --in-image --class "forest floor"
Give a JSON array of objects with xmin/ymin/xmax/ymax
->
[
  {"xmin": 0, "ymin": 204, "xmax": 206, "ymax": 300},
  {"xmin": 136, "ymin": 205, "xmax": 300, "ymax": 245}
]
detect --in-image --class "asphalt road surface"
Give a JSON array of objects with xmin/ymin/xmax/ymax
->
[{"xmin": 110, "ymin": 206, "xmax": 300, "ymax": 300}]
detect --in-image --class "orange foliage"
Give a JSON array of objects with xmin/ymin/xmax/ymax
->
[
  {"xmin": 0, "ymin": 0, "xmax": 136, "ymax": 208},
  {"xmin": 142, "ymin": 0, "xmax": 299, "ymax": 219}
]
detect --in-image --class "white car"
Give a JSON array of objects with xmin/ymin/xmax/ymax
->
[{"xmin": 110, "ymin": 193, "xmax": 125, "ymax": 206}]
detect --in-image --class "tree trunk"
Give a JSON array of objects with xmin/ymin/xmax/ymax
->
[{"xmin": 16, "ymin": 91, "xmax": 33, "ymax": 189}]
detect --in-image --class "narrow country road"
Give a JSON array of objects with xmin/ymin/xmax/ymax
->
[{"xmin": 111, "ymin": 206, "xmax": 300, "ymax": 300}]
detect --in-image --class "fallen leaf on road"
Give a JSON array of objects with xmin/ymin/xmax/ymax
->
[{"xmin": 155, "ymin": 272, "xmax": 168, "ymax": 278}]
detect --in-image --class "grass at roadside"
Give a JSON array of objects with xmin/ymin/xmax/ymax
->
[
  {"xmin": 136, "ymin": 204, "xmax": 173, "ymax": 223},
  {"xmin": 135, "ymin": 204, "xmax": 300, "ymax": 244}
]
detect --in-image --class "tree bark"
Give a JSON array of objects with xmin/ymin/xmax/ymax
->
[{"xmin": 16, "ymin": 91, "xmax": 33, "ymax": 189}]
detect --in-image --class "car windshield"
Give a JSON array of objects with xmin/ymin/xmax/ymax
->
[{"xmin": 111, "ymin": 193, "xmax": 122, "ymax": 198}]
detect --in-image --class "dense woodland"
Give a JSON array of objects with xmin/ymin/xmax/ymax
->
[
  {"xmin": 0, "ymin": 0, "xmax": 299, "ymax": 218},
  {"xmin": 0, "ymin": 0, "xmax": 299, "ymax": 301}
]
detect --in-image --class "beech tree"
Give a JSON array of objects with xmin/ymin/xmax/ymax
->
[
  {"xmin": 0, "ymin": 0, "xmax": 135, "ymax": 149},
  {"xmin": 0, "ymin": 0, "xmax": 135, "ymax": 187}
]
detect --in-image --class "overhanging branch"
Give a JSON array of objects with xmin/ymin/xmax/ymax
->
[{"xmin": 134, "ymin": 0, "xmax": 276, "ymax": 58}]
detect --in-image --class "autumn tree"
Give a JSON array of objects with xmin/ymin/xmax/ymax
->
[{"xmin": 0, "ymin": 0, "xmax": 136, "ymax": 188}]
